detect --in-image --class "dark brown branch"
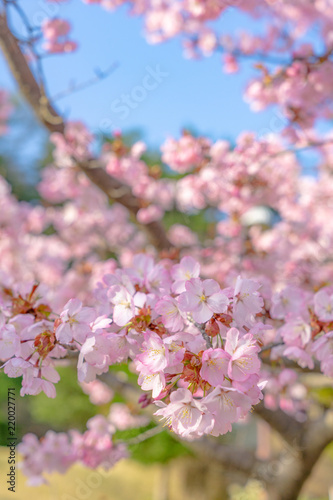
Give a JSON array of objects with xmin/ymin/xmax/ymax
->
[
  {"xmin": 0, "ymin": 12, "xmax": 173, "ymax": 251},
  {"xmin": 189, "ymin": 438, "xmax": 259, "ymax": 477},
  {"xmin": 264, "ymin": 409, "xmax": 333, "ymax": 500},
  {"xmin": 254, "ymin": 401, "xmax": 303, "ymax": 445},
  {"xmin": 0, "ymin": 13, "xmax": 64, "ymax": 131},
  {"xmin": 79, "ymin": 160, "xmax": 173, "ymax": 250},
  {"xmin": 261, "ymin": 355, "xmax": 321, "ymax": 373}
]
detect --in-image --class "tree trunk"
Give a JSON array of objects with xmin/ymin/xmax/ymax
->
[{"xmin": 168, "ymin": 457, "xmax": 229, "ymax": 500}]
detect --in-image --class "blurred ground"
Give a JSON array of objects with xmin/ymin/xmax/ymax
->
[
  {"xmin": 1, "ymin": 449, "xmax": 162, "ymax": 500},
  {"xmin": 0, "ymin": 447, "xmax": 332, "ymax": 500}
]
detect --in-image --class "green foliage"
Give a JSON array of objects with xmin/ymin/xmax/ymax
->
[
  {"xmin": 129, "ymin": 427, "xmax": 192, "ymax": 465},
  {"xmin": 163, "ymin": 209, "xmax": 212, "ymax": 240},
  {"xmin": 326, "ymin": 441, "xmax": 333, "ymax": 460},
  {"xmin": 309, "ymin": 387, "xmax": 333, "ymax": 408},
  {"xmin": 0, "ymin": 373, "xmax": 23, "ymax": 442},
  {"xmin": 0, "ymin": 364, "xmax": 192, "ymax": 466},
  {"xmin": 0, "ymin": 96, "xmax": 49, "ymax": 202},
  {"xmin": 28, "ymin": 366, "xmax": 98, "ymax": 432},
  {"xmin": 0, "ymin": 366, "xmax": 98, "ymax": 440}
]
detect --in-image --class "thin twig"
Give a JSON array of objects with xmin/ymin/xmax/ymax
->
[
  {"xmin": 187, "ymin": 314, "xmax": 212, "ymax": 349},
  {"xmin": 260, "ymin": 341, "xmax": 284, "ymax": 353},
  {"xmin": 51, "ymin": 62, "xmax": 119, "ymax": 101},
  {"xmin": 0, "ymin": 10, "xmax": 173, "ymax": 251},
  {"xmin": 120, "ymin": 425, "xmax": 165, "ymax": 446}
]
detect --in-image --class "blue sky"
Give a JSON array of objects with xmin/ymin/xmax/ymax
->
[{"xmin": 0, "ymin": 0, "xmax": 284, "ymax": 148}]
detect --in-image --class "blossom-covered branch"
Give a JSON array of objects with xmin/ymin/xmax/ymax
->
[{"xmin": 0, "ymin": 11, "xmax": 172, "ymax": 251}]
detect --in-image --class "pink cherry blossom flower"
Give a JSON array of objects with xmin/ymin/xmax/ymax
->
[
  {"xmin": 155, "ymin": 388, "xmax": 213, "ymax": 438},
  {"xmin": 20, "ymin": 377, "xmax": 58, "ymax": 398},
  {"xmin": 138, "ymin": 371, "xmax": 166, "ymax": 398},
  {"xmin": 178, "ymin": 278, "xmax": 229, "ymax": 323},
  {"xmin": 42, "ymin": 19, "xmax": 77, "ymax": 54},
  {"xmin": 233, "ymin": 277, "xmax": 263, "ymax": 327},
  {"xmin": 283, "ymin": 345, "xmax": 314, "ymax": 370},
  {"xmin": 202, "ymin": 386, "xmax": 251, "ymax": 436},
  {"xmin": 145, "ymin": 262, "xmax": 171, "ymax": 293},
  {"xmin": 57, "ymin": 298, "xmax": 95, "ymax": 344},
  {"xmin": 279, "ymin": 319, "xmax": 311, "ymax": 347},
  {"xmin": 312, "ymin": 331, "xmax": 333, "ymax": 376},
  {"xmin": 223, "ymin": 54, "xmax": 239, "ymax": 74},
  {"xmin": 200, "ymin": 348, "xmax": 229, "ymax": 386},
  {"xmin": 78, "ymin": 333, "xmax": 112, "ymax": 382},
  {"xmin": 108, "ymin": 403, "xmax": 150, "ymax": 430},
  {"xmin": 18, "ymin": 433, "xmax": 50, "ymax": 486},
  {"xmin": 4, "ymin": 358, "xmax": 33, "ymax": 378},
  {"xmin": 155, "ymin": 296, "xmax": 186, "ymax": 332},
  {"xmin": 224, "ymin": 328, "xmax": 260, "ymax": 382},
  {"xmin": 44, "ymin": 40, "xmax": 78, "ymax": 54},
  {"xmin": 80, "ymin": 380, "xmax": 114, "ymax": 405},
  {"xmin": 18, "ymin": 421, "xmax": 126, "ymax": 486},
  {"xmin": 168, "ymin": 224, "xmax": 199, "ymax": 247},
  {"xmin": 137, "ymin": 331, "xmax": 169, "ymax": 373},
  {"xmin": 42, "ymin": 19, "xmax": 71, "ymax": 40},
  {"xmin": 108, "ymin": 285, "xmax": 135, "ymax": 326},
  {"xmin": 20, "ymin": 364, "xmax": 60, "ymax": 398},
  {"xmin": 171, "ymin": 256, "xmax": 200, "ymax": 294},
  {"xmin": 314, "ymin": 289, "xmax": 333, "ymax": 322},
  {"xmin": 137, "ymin": 205, "xmax": 164, "ymax": 224},
  {"xmin": 232, "ymin": 374, "xmax": 263, "ymax": 407},
  {"xmin": 163, "ymin": 333, "xmax": 186, "ymax": 367},
  {"xmin": 0, "ymin": 324, "xmax": 20, "ymax": 359},
  {"xmin": 50, "ymin": 121, "xmax": 93, "ymax": 165},
  {"xmin": 270, "ymin": 287, "xmax": 305, "ymax": 320},
  {"xmin": 161, "ymin": 135, "xmax": 205, "ymax": 173},
  {"xmin": 107, "ymin": 331, "xmax": 131, "ymax": 364}
]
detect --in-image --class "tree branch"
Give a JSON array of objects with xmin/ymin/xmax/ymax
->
[
  {"xmin": 254, "ymin": 401, "xmax": 303, "ymax": 445},
  {"xmin": 263, "ymin": 409, "xmax": 333, "ymax": 500},
  {"xmin": 0, "ymin": 12, "xmax": 173, "ymax": 251},
  {"xmin": 189, "ymin": 437, "xmax": 261, "ymax": 477},
  {"xmin": 304, "ymin": 408, "xmax": 333, "ymax": 453},
  {"xmin": 260, "ymin": 355, "xmax": 321, "ymax": 373}
]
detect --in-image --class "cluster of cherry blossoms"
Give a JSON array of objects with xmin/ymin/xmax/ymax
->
[
  {"xmin": 72, "ymin": 0, "xmax": 332, "ymax": 49},
  {"xmin": 246, "ymin": 55, "xmax": 333, "ymax": 132},
  {"xmin": 41, "ymin": 0, "xmax": 333, "ymax": 134},
  {"xmin": 3, "ymin": 106, "xmax": 333, "ymax": 308},
  {"xmin": 59, "ymin": 0, "xmax": 333, "ymax": 137},
  {"xmin": 1, "ymin": 251, "xmax": 332, "ymax": 453},
  {"xmin": 18, "ymin": 414, "xmax": 127, "ymax": 485},
  {"xmin": 43, "ymin": 121, "xmax": 333, "ymax": 294},
  {"xmin": 0, "ymin": 256, "xmax": 263, "ymax": 434},
  {"xmin": 42, "ymin": 18, "xmax": 77, "ymax": 54},
  {"xmin": 0, "ymin": 80, "xmax": 331, "ymax": 443},
  {"xmin": 48, "ymin": 122, "xmax": 301, "ymax": 225}
]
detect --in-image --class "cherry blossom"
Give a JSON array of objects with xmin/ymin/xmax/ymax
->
[
  {"xmin": 155, "ymin": 388, "xmax": 214, "ymax": 438},
  {"xmin": 202, "ymin": 385, "xmax": 252, "ymax": 437},
  {"xmin": 178, "ymin": 278, "xmax": 229, "ymax": 323},
  {"xmin": 18, "ymin": 415, "xmax": 127, "ymax": 485},
  {"xmin": 314, "ymin": 288, "xmax": 333, "ymax": 322},
  {"xmin": 233, "ymin": 277, "xmax": 263, "ymax": 327},
  {"xmin": 200, "ymin": 348, "xmax": 229, "ymax": 386},
  {"xmin": 42, "ymin": 19, "xmax": 78, "ymax": 53},
  {"xmin": 56, "ymin": 298, "xmax": 95, "ymax": 344},
  {"xmin": 224, "ymin": 328, "xmax": 261, "ymax": 382}
]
